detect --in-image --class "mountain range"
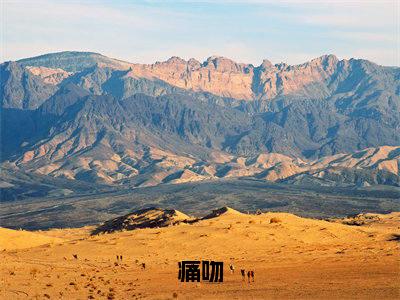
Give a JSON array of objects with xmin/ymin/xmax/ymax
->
[{"xmin": 1, "ymin": 51, "xmax": 399, "ymax": 191}]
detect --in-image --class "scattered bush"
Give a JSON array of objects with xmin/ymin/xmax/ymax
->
[
  {"xmin": 388, "ymin": 233, "xmax": 400, "ymax": 241},
  {"xmin": 107, "ymin": 292, "xmax": 115, "ymax": 300},
  {"xmin": 270, "ymin": 217, "xmax": 282, "ymax": 224},
  {"xmin": 343, "ymin": 219, "xmax": 365, "ymax": 226},
  {"xmin": 30, "ymin": 268, "xmax": 39, "ymax": 277}
]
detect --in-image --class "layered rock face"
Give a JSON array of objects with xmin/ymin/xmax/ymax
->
[
  {"xmin": 128, "ymin": 56, "xmax": 255, "ymax": 99},
  {"xmin": 128, "ymin": 54, "xmax": 341, "ymax": 101}
]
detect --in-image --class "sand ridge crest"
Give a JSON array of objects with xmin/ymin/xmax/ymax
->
[
  {"xmin": 201, "ymin": 206, "xmax": 244, "ymax": 219},
  {"xmin": 0, "ymin": 227, "xmax": 64, "ymax": 251}
]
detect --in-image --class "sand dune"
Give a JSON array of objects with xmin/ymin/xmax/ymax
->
[
  {"xmin": 0, "ymin": 227, "xmax": 64, "ymax": 251},
  {"xmin": 1, "ymin": 208, "xmax": 399, "ymax": 299}
]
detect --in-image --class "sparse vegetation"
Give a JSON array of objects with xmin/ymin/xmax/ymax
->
[
  {"xmin": 270, "ymin": 217, "xmax": 282, "ymax": 224},
  {"xmin": 342, "ymin": 219, "xmax": 365, "ymax": 226},
  {"xmin": 30, "ymin": 268, "xmax": 39, "ymax": 277},
  {"xmin": 388, "ymin": 233, "xmax": 400, "ymax": 242}
]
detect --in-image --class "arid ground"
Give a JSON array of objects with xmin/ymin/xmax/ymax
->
[{"xmin": 1, "ymin": 208, "xmax": 399, "ymax": 299}]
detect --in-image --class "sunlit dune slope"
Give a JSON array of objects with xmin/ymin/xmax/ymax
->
[
  {"xmin": 1, "ymin": 208, "xmax": 399, "ymax": 299},
  {"xmin": 0, "ymin": 227, "xmax": 64, "ymax": 251}
]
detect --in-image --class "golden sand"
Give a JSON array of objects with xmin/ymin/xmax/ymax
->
[{"xmin": 1, "ymin": 209, "xmax": 399, "ymax": 299}]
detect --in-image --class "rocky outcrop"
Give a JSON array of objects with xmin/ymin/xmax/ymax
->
[
  {"xmin": 92, "ymin": 207, "xmax": 193, "ymax": 234},
  {"xmin": 92, "ymin": 206, "xmax": 245, "ymax": 234},
  {"xmin": 26, "ymin": 66, "xmax": 72, "ymax": 85}
]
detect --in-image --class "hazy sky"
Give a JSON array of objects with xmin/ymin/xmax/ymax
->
[{"xmin": 2, "ymin": 0, "xmax": 399, "ymax": 66}]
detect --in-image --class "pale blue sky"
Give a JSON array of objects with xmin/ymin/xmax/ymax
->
[{"xmin": 2, "ymin": 0, "xmax": 399, "ymax": 66}]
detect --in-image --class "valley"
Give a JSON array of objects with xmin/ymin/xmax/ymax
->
[{"xmin": 1, "ymin": 178, "xmax": 399, "ymax": 230}]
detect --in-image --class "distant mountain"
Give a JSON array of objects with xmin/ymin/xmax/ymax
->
[
  {"xmin": 1, "ymin": 51, "xmax": 399, "ymax": 188},
  {"xmin": 17, "ymin": 51, "xmax": 132, "ymax": 72},
  {"xmin": 0, "ymin": 164, "xmax": 110, "ymax": 201}
]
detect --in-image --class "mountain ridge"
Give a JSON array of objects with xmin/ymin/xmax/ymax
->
[
  {"xmin": 14, "ymin": 51, "xmax": 392, "ymax": 101},
  {"xmin": 1, "ymin": 51, "xmax": 399, "ymax": 189}
]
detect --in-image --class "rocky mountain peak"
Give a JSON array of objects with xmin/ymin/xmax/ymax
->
[
  {"xmin": 202, "ymin": 56, "xmax": 250, "ymax": 73},
  {"xmin": 308, "ymin": 54, "xmax": 339, "ymax": 69},
  {"xmin": 164, "ymin": 56, "xmax": 187, "ymax": 65},
  {"xmin": 259, "ymin": 59, "xmax": 274, "ymax": 70},
  {"xmin": 187, "ymin": 58, "xmax": 201, "ymax": 69}
]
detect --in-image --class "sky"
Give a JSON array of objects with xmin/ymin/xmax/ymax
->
[{"xmin": 1, "ymin": 0, "xmax": 399, "ymax": 66}]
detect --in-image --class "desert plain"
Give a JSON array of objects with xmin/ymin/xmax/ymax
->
[{"xmin": 1, "ymin": 207, "xmax": 399, "ymax": 300}]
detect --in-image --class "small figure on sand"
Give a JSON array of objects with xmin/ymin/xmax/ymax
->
[
  {"xmin": 247, "ymin": 271, "xmax": 251, "ymax": 283},
  {"xmin": 241, "ymin": 269, "xmax": 246, "ymax": 281},
  {"xmin": 229, "ymin": 264, "xmax": 235, "ymax": 274},
  {"xmin": 250, "ymin": 270, "xmax": 254, "ymax": 282}
]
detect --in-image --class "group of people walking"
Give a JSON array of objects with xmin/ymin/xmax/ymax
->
[{"xmin": 229, "ymin": 264, "xmax": 255, "ymax": 283}]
